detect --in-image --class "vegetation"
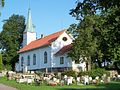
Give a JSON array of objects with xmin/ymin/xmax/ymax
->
[
  {"xmin": 0, "ymin": 53, "xmax": 3, "ymax": 71},
  {"xmin": 61, "ymin": 70, "xmax": 76, "ymax": 77},
  {"xmin": 78, "ymin": 68, "xmax": 108, "ymax": 79},
  {"xmin": 0, "ymin": 0, "xmax": 4, "ymax": 7},
  {"xmin": 0, "ymin": 14, "xmax": 25, "ymax": 70},
  {"xmin": 68, "ymin": 0, "xmax": 120, "ymax": 71},
  {"xmin": 0, "ymin": 77, "xmax": 120, "ymax": 90},
  {"xmin": 0, "ymin": 0, "xmax": 4, "ymax": 15}
]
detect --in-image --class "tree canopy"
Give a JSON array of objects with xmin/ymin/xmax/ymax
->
[
  {"xmin": 0, "ymin": 14, "xmax": 25, "ymax": 70},
  {"xmin": 68, "ymin": 0, "xmax": 120, "ymax": 70},
  {"xmin": 0, "ymin": 0, "xmax": 4, "ymax": 7}
]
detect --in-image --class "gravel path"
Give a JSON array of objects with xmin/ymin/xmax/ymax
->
[{"xmin": 0, "ymin": 84, "xmax": 18, "ymax": 90}]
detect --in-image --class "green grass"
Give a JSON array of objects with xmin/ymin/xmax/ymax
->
[{"xmin": 0, "ymin": 77, "xmax": 120, "ymax": 90}]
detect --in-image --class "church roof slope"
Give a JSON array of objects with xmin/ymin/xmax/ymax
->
[
  {"xmin": 55, "ymin": 44, "xmax": 72, "ymax": 55},
  {"xmin": 18, "ymin": 30, "xmax": 65, "ymax": 53}
]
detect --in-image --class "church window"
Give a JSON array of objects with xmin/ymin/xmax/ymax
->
[
  {"xmin": 60, "ymin": 57, "xmax": 64, "ymax": 64},
  {"xmin": 44, "ymin": 51, "xmax": 47, "ymax": 63},
  {"xmin": 33, "ymin": 54, "xmax": 36, "ymax": 65},
  {"xmin": 21, "ymin": 57, "xmax": 24, "ymax": 66},
  {"xmin": 27, "ymin": 55, "xmax": 30, "ymax": 66},
  {"xmin": 62, "ymin": 37, "xmax": 67, "ymax": 41}
]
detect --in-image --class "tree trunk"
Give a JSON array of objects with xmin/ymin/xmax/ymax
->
[{"xmin": 86, "ymin": 57, "xmax": 91, "ymax": 71}]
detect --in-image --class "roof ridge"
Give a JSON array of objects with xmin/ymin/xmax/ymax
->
[{"xmin": 37, "ymin": 29, "xmax": 66, "ymax": 40}]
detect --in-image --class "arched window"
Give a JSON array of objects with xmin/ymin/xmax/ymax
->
[
  {"xmin": 44, "ymin": 51, "xmax": 47, "ymax": 63},
  {"xmin": 60, "ymin": 57, "xmax": 64, "ymax": 64},
  {"xmin": 33, "ymin": 54, "xmax": 36, "ymax": 65},
  {"xmin": 21, "ymin": 57, "xmax": 24, "ymax": 66},
  {"xmin": 27, "ymin": 55, "xmax": 30, "ymax": 66}
]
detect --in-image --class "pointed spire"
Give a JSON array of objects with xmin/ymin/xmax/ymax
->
[{"xmin": 24, "ymin": 8, "xmax": 35, "ymax": 32}]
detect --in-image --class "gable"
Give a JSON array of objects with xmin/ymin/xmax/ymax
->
[{"xmin": 51, "ymin": 31, "xmax": 73, "ymax": 54}]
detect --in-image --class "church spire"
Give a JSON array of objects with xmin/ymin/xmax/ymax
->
[
  {"xmin": 22, "ymin": 7, "xmax": 36, "ymax": 47},
  {"xmin": 24, "ymin": 8, "xmax": 35, "ymax": 32}
]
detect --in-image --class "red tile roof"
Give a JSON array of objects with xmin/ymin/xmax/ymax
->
[
  {"xmin": 18, "ymin": 30, "xmax": 65, "ymax": 53},
  {"xmin": 55, "ymin": 44, "xmax": 72, "ymax": 55}
]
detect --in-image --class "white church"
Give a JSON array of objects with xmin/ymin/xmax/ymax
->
[{"xmin": 15, "ymin": 8, "xmax": 86, "ymax": 72}]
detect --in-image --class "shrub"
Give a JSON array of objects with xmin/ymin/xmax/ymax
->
[
  {"xmin": 61, "ymin": 70, "xmax": 76, "ymax": 77},
  {"xmin": 78, "ymin": 68, "xmax": 108, "ymax": 79},
  {"xmin": 35, "ymin": 71, "xmax": 43, "ymax": 76},
  {"xmin": 78, "ymin": 71, "xmax": 90, "ymax": 76},
  {"xmin": 89, "ymin": 68, "xmax": 106, "ymax": 79}
]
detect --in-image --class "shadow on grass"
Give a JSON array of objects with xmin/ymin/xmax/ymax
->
[{"xmin": 58, "ymin": 82, "xmax": 120, "ymax": 90}]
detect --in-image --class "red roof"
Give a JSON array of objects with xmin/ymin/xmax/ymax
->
[
  {"xmin": 18, "ymin": 30, "xmax": 65, "ymax": 53},
  {"xmin": 55, "ymin": 44, "xmax": 72, "ymax": 55}
]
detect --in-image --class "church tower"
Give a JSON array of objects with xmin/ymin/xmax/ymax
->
[{"xmin": 23, "ymin": 8, "xmax": 36, "ymax": 47}]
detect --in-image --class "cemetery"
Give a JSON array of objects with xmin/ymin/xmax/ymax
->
[{"xmin": 0, "ymin": 69, "xmax": 120, "ymax": 90}]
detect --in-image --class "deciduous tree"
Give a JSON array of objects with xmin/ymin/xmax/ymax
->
[
  {"xmin": 0, "ymin": 0, "xmax": 4, "ymax": 7},
  {"xmin": 68, "ymin": 0, "xmax": 120, "ymax": 70},
  {"xmin": 0, "ymin": 14, "xmax": 25, "ymax": 70}
]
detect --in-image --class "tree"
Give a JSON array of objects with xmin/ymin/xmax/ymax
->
[
  {"xmin": 103, "ymin": 6, "xmax": 120, "ymax": 70},
  {"xmin": 0, "ymin": 0, "xmax": 4, "ymax": 15},
  {"xmin": 69, "ymin": 0, "xmax": 120, "ymax": 70},
  {"xmin": 0, "ymin": 53, "xmax": 3, "ymax": 71},
  {"xmin": 68, "ymin": 15, "xmax": 102, "ymax": 70},
  {"xmin": 0, "ymin": 0, "xmax": 4, "ymax": 7},
  {"xmin": 0, "ymin": 14, "xmax": 25, "ymax": 70}
]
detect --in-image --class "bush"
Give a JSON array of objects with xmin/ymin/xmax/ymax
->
[
  {"xmin": 78, "ymin": 68, "xmax": 108, "ymax": 79},
  {"xmin": 90, "ymin": 68, "xmax": 106, "ymax": 79},
  {"xmin": 78, "ymin": 71, "xmax": 90, "ymax": 76},
  {"xmin": 35, "ymin": 71, "xmax": 43, "ymax": 76},
  {"xmin": 61, "ymin": 70, "xmax": 76, "ymax": 77}
]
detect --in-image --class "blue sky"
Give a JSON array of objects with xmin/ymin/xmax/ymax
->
[{"xmin": 0, "ymin": 0, "xmax": 82, "ymax": 37}]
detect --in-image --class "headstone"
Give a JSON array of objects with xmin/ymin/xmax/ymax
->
[{"xmin": 84, "ymin": 76, "xmax": 89, "ymax": 85}]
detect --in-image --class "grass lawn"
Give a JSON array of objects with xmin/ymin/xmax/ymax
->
[{"xmin": 0, "ymin": 77, "xmax": 120, "ymax": 90}]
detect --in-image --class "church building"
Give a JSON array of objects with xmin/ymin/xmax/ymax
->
[{"xmin": 15, "ymin": 8, "xmax": 86, "ymax": 72}]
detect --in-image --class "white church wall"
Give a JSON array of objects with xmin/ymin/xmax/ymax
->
[
  {"xmin": 50, "ymin": 31, "xmax": 73, "ymax": 69},
  {"xmin": 38, "ymin": 46, "xmax": 51, "ymax": 69},
  {"xmin": 26, "ymin": 49, "xmax": 40, "ymax": 70},
  {"xmin": 51, "ymin": 32, "xmax": 72, "ymax": 55},
  {"xmin": 52, "ymin": 54, "xmax": 72, "ymax": 68},
  {"xmin": 18, "ymin": 53, "xmax": 26, "ymax": 71},
  {"xmin": 18, "ymin": 45, "xmax": 51, "ymax": 71},
  {"xmin": 52, "ymin": 53, "xmax": 86, "ymax": 72}
]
